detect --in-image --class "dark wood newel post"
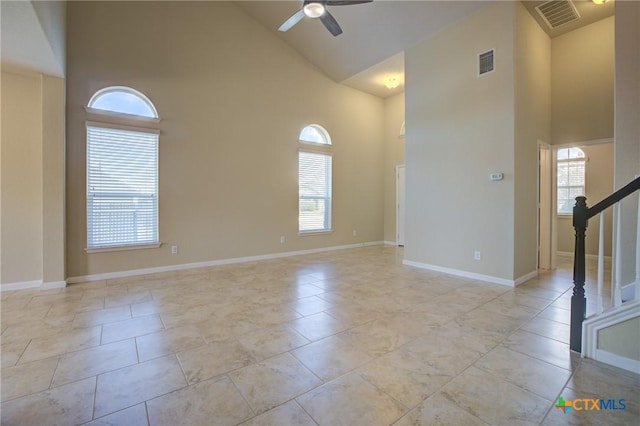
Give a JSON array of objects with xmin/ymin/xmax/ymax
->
[{"xmin": 571, "ymin": 196, "xmax": 588, "ymax": 353}]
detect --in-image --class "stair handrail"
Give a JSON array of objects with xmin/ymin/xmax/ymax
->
[{"xmin": 570, "ymin": 176, "xmax": 640, "ymax": 353}]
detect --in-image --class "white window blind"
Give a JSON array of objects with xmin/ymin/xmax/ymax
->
[
  {"xmin": 299, "ymin": 151, "xmax": 332, "ymax": 232},
  {"xmin": 87, "ymin": 125, "xmax": 159, "ymax": 248},
  {"xmin": 557, "ymin": 148, "xmax": 586, "ymax": 214}
]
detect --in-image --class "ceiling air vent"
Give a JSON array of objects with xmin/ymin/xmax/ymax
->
[
  {"xmin": 536, "ymin": 0, "xmax": 581, "ymax": 29},
  {"xmin": 478, "ymin": 49, "xmax": 494, "ymax": 76}
]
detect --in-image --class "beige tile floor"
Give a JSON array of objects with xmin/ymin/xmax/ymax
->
[{"xmin": 1, "ymin": 246, "xmax": 638, "ymax": 425}]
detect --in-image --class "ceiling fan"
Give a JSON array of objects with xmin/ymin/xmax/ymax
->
[{"xmin": 278, "ymin": 1, "xmax": 373, "ymax": 37}]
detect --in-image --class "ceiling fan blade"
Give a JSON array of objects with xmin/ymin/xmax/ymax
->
[
  {"xmin": 320, "ymin": 10, "xmax": 343, "ymax": 36},
  {"xmin": 278, "ymin": 9, "xmax": 305, "ymax": 32},
  {"xmin": 325, "ymin": 1, "xmax": 373, "ymax": 5}
]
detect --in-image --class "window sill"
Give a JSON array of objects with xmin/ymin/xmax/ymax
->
[
  {"xmin": 85, "ymin": 107, "xmax": 161, "ymax": 123},
  {"xmin": 557, "ymin": 214, "xmax": 573, "ymax": 219},
  {"xmin": 298, "ymin": 230, "xmax": 333, "ymax": 236},
  {"xmin": 85, "ymin": 243, "xmax": 162, "ymax": 253}
]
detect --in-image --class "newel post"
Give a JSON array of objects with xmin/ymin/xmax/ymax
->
[{"xmin": 571, "ymin": 196, "xmax": 588, "ymax": 353}]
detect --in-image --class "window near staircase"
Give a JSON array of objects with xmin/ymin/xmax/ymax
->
[{"xmin": 557, "ymin": 147, "xmax": 586, "ymax": 215}]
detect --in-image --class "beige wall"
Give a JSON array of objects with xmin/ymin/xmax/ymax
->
[
  {"xmin": 1, "ymin": 72, "xmax": 44, "ymax": 284},
  {"xmin": 383, "ymin": 92, "xmax": 405, "ymax": 244},
  {"xmin": 405, "ymin": 3, "xmax": 518, "ymax": 282},
  {"xmin": 42, "ymin": 75, "xmax": 66, "ymax": 285},
  {"xmin": 65, "ymin": 1, "xmax": 384, "ymax": 278},
  {"xmin": 557, "ymin": 143, "xmax": 614, "ymax": 256},
  {"xmin": 514, "ymin": 2, "xmax": 551, "ymax": 278},
  {"xmin": 614, "ymin": 1, "xmax": 640, "ymax": 286},
  {"xmin": 549, "ymin": 16, "xmax": 615, "ymax": 261},
  {"xmin": 551, "ymin": 17, "xmax": 614, "ymax": 145},
  {"xmin": 0, "ymin": 71, "xmax": 66, "ymax": 287},
  {"xmin": 598, "ymin": 317, "xmax": 640, "ymax": 361}
]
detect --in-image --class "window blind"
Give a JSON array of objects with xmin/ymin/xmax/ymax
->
[
  {"xmin": 87, "ymin": 125, "xmax": 159, "ymax": 248},
  {"xmin": 299, "ymin": 151, "xmax": 332, "ymax": 232},
  {"xmin": 557, "ymin": 160, "xmax": 585, "ymax": 214}
]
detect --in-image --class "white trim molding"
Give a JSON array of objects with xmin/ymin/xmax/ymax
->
[
  {"xmin": 0, "ymin": 279, "xmax": 67, "ymax": 292},
  {"xmin": 41, "ymin": 281, "xmax": 68, "ymax": 290},
  {"xmin": 68, "ymin": 241, "xmax": 384, "ymax": 284},
  {"xmin": 0, "ymin": 280, "xmax": 42, "ymax": 292},
  {"xmin": 594, "ymin": 349, "xmax": 640, "ymax": 375},
  {"xmin": 402, "ymin": 259, "xmax": 537, "ymax": 287},
  {"xmin": 582, "ymin": 299, "xmax": 640, "ymax": 374}
]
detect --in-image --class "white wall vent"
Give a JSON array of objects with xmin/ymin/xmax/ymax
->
[
  {"xmin": 536, "ymin": 0, "xmax": 581, "ymax": 29},
  {"xmin": 478, "ymin": 49, "xmax": 494, "ymax": 76}
]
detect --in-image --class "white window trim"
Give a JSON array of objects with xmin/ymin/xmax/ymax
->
[
  {"xmin": 85, "ymin": 122, "xmax": 160, "ymax": 252},
  {"xmin": 88, "ymin": 86, "xmax": 159, "ymax": 119},
  {"xmin": 85, "ymin": 243, "xmax": 162, "ymax": 253},
  {"xmin": 298, "ymin": 230, "xmax": 333, "ymax": 236},
  {"xmin": 298, "ymin": 124, "xmax": 333, "ymax": 234},
  {"xmin": 85, "ymin": 120, "xmax": 160, "ymax": 134},
  {"xmin": 298, "ymin": 149, "xmax": 333, "ymax": 233},
  {"xmin": 556, "ymin": 148, "xmax": 586, "ymax": 216},
  {"xmin": 85, "ymin": 107, "xmax": 161, "ymax": 124}
]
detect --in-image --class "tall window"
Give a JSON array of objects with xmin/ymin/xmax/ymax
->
[
  {"xmin": 557, "ymin": 147, "xmax": 586, "ymax": 215},
  {"xmin": 86, "ymin": 87, "xmax": 160, "ymax": 250},
  {"xmin": 298, "ymin": 125, "xmax": 332, "ymax": 233}
]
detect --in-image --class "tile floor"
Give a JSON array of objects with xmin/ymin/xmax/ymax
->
[{"xmin": 1, "ymin": 246, "xmax": 638, "ymax": 425}]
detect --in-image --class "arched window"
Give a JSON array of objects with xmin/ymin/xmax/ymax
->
[
  {"xmin": 85, "ymin": 86, "xmax": 160, "ymax": 250},
  {"xmin": 557, "ymin": 147, "xmax": 586, "ymax": 214},
  {"xmin": 299, "ymin": 124, "xmax": 331, "ymax": 145},
  {"xmin": 298, "ymin": 124, "xmax": 332, "ymax": 233},
  {"xmin": 88, "ymin": 86, "xmax": 158, "ymax": 119}
]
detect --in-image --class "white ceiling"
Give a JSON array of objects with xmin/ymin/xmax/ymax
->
[
  {"xmin": 236, "ymin": 0, "xmax": 489, "ymax": 98},
  {"xmin": 0, "ymin": 0, "xmax": 64, "ymax": 78},
  {"xmin": 237, "ymin": 0, "xmax": 615, "ymax": 98},
  {"xmin": 1, "ymin": 1, "xmax": 614, "ymax": 99}
]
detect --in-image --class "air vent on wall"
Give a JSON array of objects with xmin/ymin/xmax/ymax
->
[
  {"xmin": 536, "ymin": 0, "xmax": 580, "ymax": 29},
  {"xmin": 478, "ymin": 49, "xmax": 494, "ymax": 76}
]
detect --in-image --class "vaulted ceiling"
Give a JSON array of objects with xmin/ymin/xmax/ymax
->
[
  {"xmin": 1, "ymin": 1, "xmax": 614, "ymax": 99},
  {"xmin": 237, "ymin": 0, "xmax": 614, "ymax": 98}
]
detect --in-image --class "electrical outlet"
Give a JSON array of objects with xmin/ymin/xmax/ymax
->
[
  {"xmin": 352, "ymin": 230, "xmax": 357, "ymax": 237},
  {"xmin": 280, "ymin": 236, "xmax": 285, "ymax": 244},
  {"xmin": 474, "ymin": 251, "xmax": 481, "ymax": 261},
  {"xmin": 171, "ymin": 245, "xmax": 178, "ymax": 254}
]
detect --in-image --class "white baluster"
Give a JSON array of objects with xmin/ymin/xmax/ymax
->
[
  {"xmin": 614, "ymin": 204, "xmax": 622, "ymax": 307},
  {"xmin": 636, "ymin": 192, "xmax": 640, "ymax": 301},
  {"xmin": 597, "ymin": 213, "xmax": 604, "ymax": 313}
]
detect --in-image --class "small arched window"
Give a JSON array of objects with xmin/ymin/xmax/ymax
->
[
  {"xmin": 299, "ymin": 124, "xmax": 332, "ymax": 145},
  {"xmin": 557, "ymin": 147, "xmax": 586, "ymax": 215},
  {"xmin": 298, "ymin": 124, "xmax": 332, "ymax": 233},
  {"xmin": 88, "ymin": 86, "xmax": 158, "ymax": 119},
  {"xmin": 85, "ymin": 86, "xmax": 160, "ymax": 251}
]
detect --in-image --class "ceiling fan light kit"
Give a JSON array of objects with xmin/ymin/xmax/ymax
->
[
  {"xmin": 278, "ymin": 0, "xmax": 373, "ymax": 37},
  {"xmin": 303, "ymin": 3, "xmax": 326, "ymax": 18}
]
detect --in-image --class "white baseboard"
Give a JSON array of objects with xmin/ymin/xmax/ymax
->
[
  {"xmin": 383, "ymin": 241, "xmax": 398, "ymax": 246},
  {"xmin": 67, "ymin": 241, "xmax": 384, "ymax": 284},
  {"xmin": 402, "ymin": 259, "xmax": 537, "ymax": 287},
  {"xmin": 514, "ymin": 270, "xmax": 540, "ymax": 287},
  {"xmin": 594, "ymin": 349, "xmax": 640, "ymax": 375},
  {"xmin": 1, "ymin": 279, "xmax": 68, "ymax": 292},
  {"xmin": 41, "ymin": 280, "xmax": 67, "ymax": 290},
  {"xmin": 0, "ymin": 280, "xmax": 43, "ymax": 292}
]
